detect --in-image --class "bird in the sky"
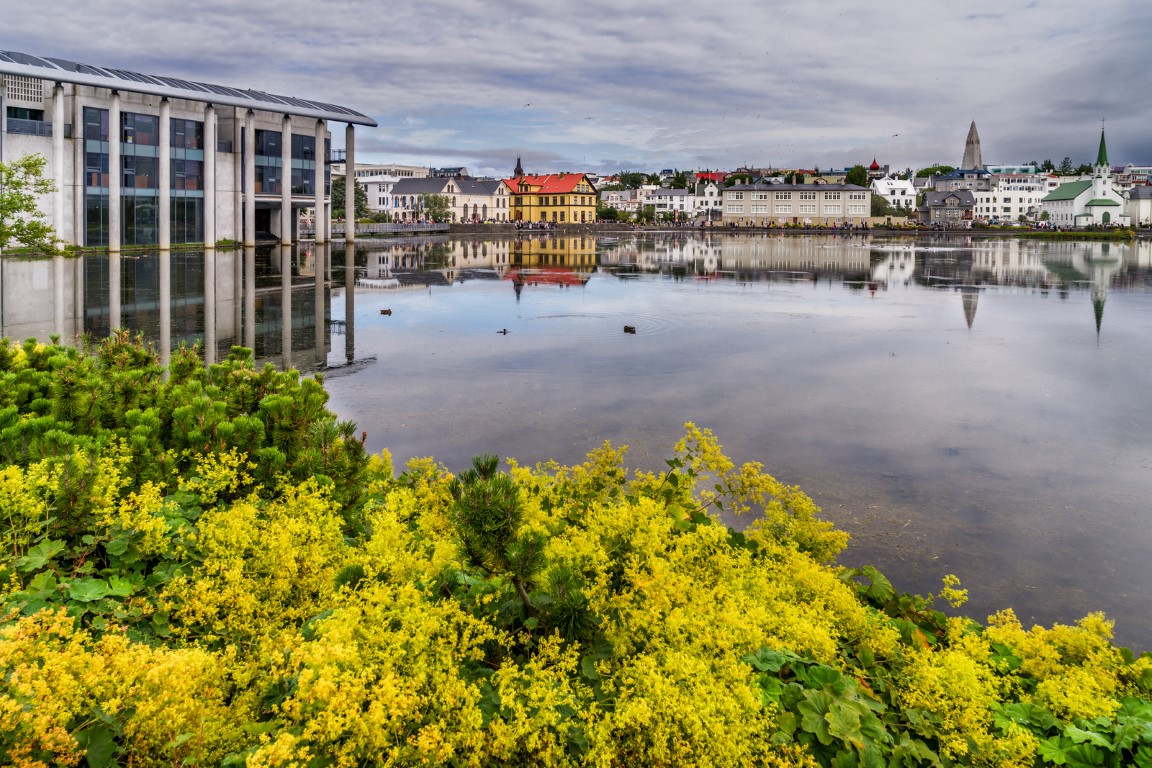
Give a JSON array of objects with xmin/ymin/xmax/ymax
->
[{"xmin": 523, "ymin": 103, "xmax": 532, "ymax": 107}]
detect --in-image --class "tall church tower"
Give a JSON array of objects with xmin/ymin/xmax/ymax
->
[
  {"xmin": 514, "ymin": 156, "xmax": 524, "ymax": 178},
  {"xmin": 1092, "ymin": 127, "xmax": 1112, "ymax": 200},
  {"xmin": 961, "ymin": 121, "xmax": 983, "ymax": 170}
]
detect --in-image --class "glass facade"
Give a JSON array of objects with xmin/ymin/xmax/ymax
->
[
  {"xmin": 254, "ymin": 129, "xmax": 281, "ymax": 194},
  {"xmin": 83, "ymin": 107, "xmax": 204, "ymax": 246}
]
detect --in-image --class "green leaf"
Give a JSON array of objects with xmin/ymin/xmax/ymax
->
[
  {"xmin": 798, "ymin": 690, "xmax": 834, "ymax": 745},
  {"xmin": 16, "ymin": 539, "xmax": 66, "ymax": 572},
  {"xmin": 107, "ymin": 575, "xmax": 136, "ymax": 598},
  {"xmin": 75, "ymin": 724, "xmax": 117, "ymax": 768},
  {"xmin": 1065, "ymin": 724, "xmax": 1112, "ymax": 748},
  {"xmin": 826, "ymin": 700, "xmax": 865, "ymax": 749},
  {"xmin": 1037, "ymin": 736, "xmax": 1069, "ymax": 765},
  {"xmin": 68, "ymin": 578, "xmax": 110, "ymax": 602}
]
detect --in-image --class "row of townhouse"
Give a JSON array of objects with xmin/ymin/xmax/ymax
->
[{"xmin": 337, "ymin": 161, "xmax": 600, "ymax": 224}]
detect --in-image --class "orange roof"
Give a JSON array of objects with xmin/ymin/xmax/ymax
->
[{"xmin": 503, "ymin": 173, "xmax": 592, "ymax": 194}]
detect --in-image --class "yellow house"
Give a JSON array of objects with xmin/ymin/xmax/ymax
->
[{"xmin": 505, "ymin": 160, "xmax": 598, "ymax": 224}]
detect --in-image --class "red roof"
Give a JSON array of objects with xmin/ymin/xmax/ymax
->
[
  {"xmin": 695, "ymin": 171, "xmax": 727, "ymax": 183},
  {"xmin": 869, "ymin": 158, "xmax": 880, "ymax": 171},
  {"xmin": 505, "ymin": 267, "xmax": 589, "ymax": 287},
  {"xmin": 503, "ymin": 173, "xmax": 591, "ymax": 194}
]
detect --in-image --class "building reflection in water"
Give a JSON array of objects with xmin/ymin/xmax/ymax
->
[
  {"xmin": 3, "ymin": 236, "xmax": 1150, "ymax": 365},
  {"xmin": 0, "ymin": 244, "xmax": 331, "ymax": 372}
]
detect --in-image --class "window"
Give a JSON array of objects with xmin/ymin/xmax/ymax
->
[
  {"xmin": 776, "ymin": 192, "xmax": 792, "ymax": 200},
  {"xmin": 751, "ymin": 204, "xmax": 768, "ymax": 214},
  {"xmin": 824, "ymin": 191, "xmax": 841, "ymax": 200},
  {"xmin": 254, "ymin": 129, "xmax": 281, "ymax": 157},
  {"xmin": 825, "ymin": 205, "xmax": 841, "ymax": 214},
  {"xmin": 122, "ymin": 113, "xmax": 158, "ymax": 146},
  {"xmin": 729, "ymin": 192, "xmax": 744, "ymax": 200},
  {"xmin": 800, "ymin": 191, "xmax": 816, "ymax": 200},
  {"xmin": 727, "ymin": 204, "xmax": 744, "ymax": 214},
  {"xmin": 775, "ymin": 205, "xmax": 792, "ymax": 214},
  {"xmin": 799, "ymin": 204, "xmax": 816, "ymax": 214},
  {"xmin": 849, "ymin": 205, "xmax": 866, "ymax": 215}
]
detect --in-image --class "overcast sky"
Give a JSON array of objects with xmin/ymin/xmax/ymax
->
[{"xmin": 6, "ymin": 0, "xmax": 1150, "ymax": 177}]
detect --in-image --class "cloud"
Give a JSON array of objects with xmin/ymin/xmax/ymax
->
[{"xmin": 4, "ymin": 0, "xmax": 1150, "ymax": 175}]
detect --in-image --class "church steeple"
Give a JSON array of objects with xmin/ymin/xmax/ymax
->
[
  {"xmin": 1095, "ymin": 127, "xmax": 1109, "ymax": 169},
  {"xmin": 961, "ymin": 121, "xmax": 983, "ymax": 170},
  {"xmin": 514, "ymin": 156, "xmax": 524, "ymax": 177}
]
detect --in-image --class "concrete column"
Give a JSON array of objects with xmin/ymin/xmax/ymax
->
[
  {"xmin": 344, "ymin": 242, "xmax": 355, "ymax": 363},
  {"xmin": 232, "ymin": 112, "xmax": 242, "ymax": 242},
  {"xmin": 281, "ymin": 114, "xmax": 293, "ymax": 245},
  {"xmin": 204, "ymin": 248, "xmax": 217, "ymax": 365},
  {"xmin": 244, "ymin": 245, "xmax": 256, "ymax": 350},
  {"xmin": 344, "ymin": 124, "xmax": 355, "ymax": 244},
  {"xmin": 109, "ymin": 91, "xmax": 121, "ymax": 254},
  {"xmin": 108, "ymin": 253, "xmax": 121, "ymax": 331},
  {"xmin": 52, "ymin": 83, "xmax": 65, "ymax": 243},
  {"xmin": 204, "ymin": 104, "xmax": 216, "ymax": 248},
  {"xmin": 53, "ymin": 255, "xmax": 64, "ymax": 338},
  {"xmin": 158, "ymin": 98, "xmax": 171, "ymax": 249},
  {"xmin": 313, "ymin": 241, "xmax": 326, "ymax": 368},
  {"xmin": 314, "ymin": 120, "xmax": 325, "ymax": 244},
  {"xmin": 0, "ymin": 79, "xmax": 6, "ymax": 161},
  {"xmin": 280, "ymin": 244, "xmax": 292, "ymax": 368},
  {"xmin": 159, "ymin": 250, "xmax": 171, "ymax": 370},
  {"xmin": 244, "ymin": 110, "xmax": 255, "ymax": 247}
]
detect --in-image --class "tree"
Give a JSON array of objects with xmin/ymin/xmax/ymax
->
[
  {"xmin": 1075, "ymin": 163, "xmax": 1093, "ymax": 175},
  {"xmin": 0, "ymin": 153, "xmax": 61, "ymax": 254},
  {"xmin": 916, "ymin": 164, "xmax": 955, "ymax": 178},
  {"xmin": 871, "ymin": 193, "xmax": 896, "ymax": 217},
  {"xmin": 845, "ymin": 165, "xmax": 870, "ymax": 187},
  {"xmin": 596, "ymin": 202, "xmax": 620, "ymax": 221},
  {"xmin": 617, "ymin": 172, "xmax": 646, "ymax": 190},
  {"xmin": 670, "ymin": 171, "xmax": 689, "ymax": 189},
  {"xmin": 329, "ymin": 174, "xmax": 369, "ymax": 220},
  {"xmin": 1059, "ymin": 156, "xmax": 1074, "ymax": 175},
  {"xmin": 420, "ymin": 193, "xmax": 452, "ymax": 222},
  {"xmin": 1040, "ymin": 158, "xmax": 1056, "ymax": 173}
]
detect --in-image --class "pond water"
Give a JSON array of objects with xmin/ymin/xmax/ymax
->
[{"xmin": 3, "ymin": 233, "xmax": 1151, "ymax": 648}]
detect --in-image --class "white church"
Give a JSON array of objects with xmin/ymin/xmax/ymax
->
[{"xmin": 1040, "ymin": 129, "xmax": 1130, "ymax": 227}]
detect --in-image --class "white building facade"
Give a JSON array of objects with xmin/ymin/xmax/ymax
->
[
  {"xmin": 1, "ymin": 50, "xmax": 376, "ymax": 251},
  {"xmin": 870, "ymin": 175, "xmax": 916, "ymax": 212},
  {"xmin": 721, "ymin": 183, "xmax": 871, "ymax": 226}
]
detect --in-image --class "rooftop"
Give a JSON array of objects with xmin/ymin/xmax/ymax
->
[{"xmin": 0, "ymin": 49, "xmax": 376, "ymax": 126}]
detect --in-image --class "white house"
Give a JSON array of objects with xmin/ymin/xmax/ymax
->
[
  {"xmin": 1040, "ymin": 129, "xmax": 1130, "ymax": 227},
  {"xmin": 649, "ymin": 187, "xmax": 694, "ymax": 217},
  {"xmin": 870, "ymin": 175, "xmax": 916, "ymax": 212},
  {"xmin": 972, "ymin": 174, "xmax": 1051, "ymax": 222},
  {"xmin": 1125, "ymin": 186, "xmax": 1152, "ymax": 227},
  {"xmin": 695, "ymin": 180, "xmax": 722, "ymax": 219}
]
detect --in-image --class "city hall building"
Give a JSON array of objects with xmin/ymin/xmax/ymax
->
[{"xmin": 1, "ymin": 50, "xmax": 376, "ymax": 250}]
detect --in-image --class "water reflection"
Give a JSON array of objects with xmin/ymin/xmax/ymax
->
[{"xmin": 0, "ymin": 243, "xmax": 332, "ymax": 371}]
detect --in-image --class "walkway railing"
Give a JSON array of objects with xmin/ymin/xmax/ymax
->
[{"xmin": 301, "ymin": 222, "xmax": 451, "ymax": 237}]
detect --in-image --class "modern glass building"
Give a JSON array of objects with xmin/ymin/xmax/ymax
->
[{"xmin": 1, "ymin": 50, "xmax": 375, "ymax": 251}]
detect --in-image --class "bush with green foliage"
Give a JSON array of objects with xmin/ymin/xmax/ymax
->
[{"xmin": 2, "ymin": 335, "xmax": 1151, "ymax": 767}]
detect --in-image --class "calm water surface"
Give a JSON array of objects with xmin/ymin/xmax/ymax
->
[{"xmin": 323, "ymin": 233, "xmax": 1152, "ymax": 649}]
